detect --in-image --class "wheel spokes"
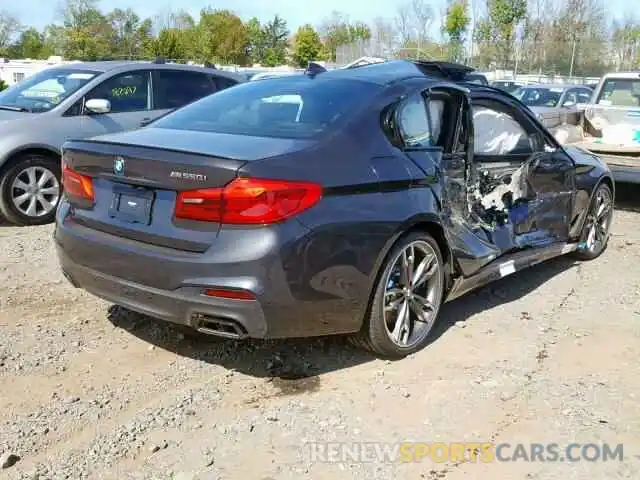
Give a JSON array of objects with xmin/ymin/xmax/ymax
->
[
  {"xmin": 391, "ymin": 299, "xmax": 410, "ymax": 345},
  {"xmin": 383, "ymin": 240, "xmax": 442, "ymax": 348}
]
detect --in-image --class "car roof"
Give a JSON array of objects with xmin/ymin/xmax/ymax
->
[
  {"xmin": 316, "ymin": 60, "xmax": 447, "ymax": 85},
  {"xmin": 47, "ymin": 60, "xmax": 244, "ymax": 82}
]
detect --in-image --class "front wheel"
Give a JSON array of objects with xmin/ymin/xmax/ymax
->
[
  {"xmin": 572, "ymin": 183, "xmax": 614, "ymax": 261},
  {"xmin": 0, "ymin": 154, "xmax": 62, "ymax": 226},
  {"xmin": 355, "ymin": 232, "xmax": 445, "ymax": 358}
]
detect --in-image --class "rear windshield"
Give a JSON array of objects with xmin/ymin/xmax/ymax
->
[
  {"xmin": 596, "ymin": 78, "xmax": 640, "ymax": 107},
  {"xmin": 152, "ymin": 76, "xmax": 382, "ymax": 139}
]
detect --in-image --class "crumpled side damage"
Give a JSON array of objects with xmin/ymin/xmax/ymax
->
[{"xmin": 467, "ymin": 108, "xmax": 556, "ymax": 249}]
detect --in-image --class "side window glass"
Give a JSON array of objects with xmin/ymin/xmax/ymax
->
[
  {"xmin": 428, "ymin": 99, "xmax": 445, "ymax": 145},
  {"xmin": 397, "ymin": 93, "xmax": 433, "ymax": 147},
  {"xmin": 472, "ymin": 105, "xmax": 532, "ymax": 155},
  {"xmin": 562, "ymin": 91, "xmax": 577, "ymax": 107},
  {"xmin": 577, "ymin": 90, "xmax": 592, "ymax": 103},
  {"xmin": 153, "ymin": 71, "xmax": 216, "ymax": 110},
  {"xmin": 86, "ymin": 71, "xmax": 149, "ymax": 113}
]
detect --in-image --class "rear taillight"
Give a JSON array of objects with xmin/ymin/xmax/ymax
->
[
  {"xmin": 62, "ymin": 166, "xmax": 94, "ymax": 202},
  {"xmin": 175, "ymin": 177, "xmax": 322, "ymax": 224}
]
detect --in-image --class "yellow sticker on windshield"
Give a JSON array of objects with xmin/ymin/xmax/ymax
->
[{"xmin": 111, "ymin": 86, "xmax": 137, "ymax": 97}]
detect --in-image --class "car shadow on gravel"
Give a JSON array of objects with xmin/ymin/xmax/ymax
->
[
  {"xmin": 106, "ymin": 304, "xmax": 373, "ymax": 385},
  {"xmin": 106, "ymin": 256, "xmax": 578, "ymax": 382}
]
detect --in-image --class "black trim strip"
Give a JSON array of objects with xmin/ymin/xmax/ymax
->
[{"xmin": 323, "ymin": 178, "xmax": 437, "ymax": 197}]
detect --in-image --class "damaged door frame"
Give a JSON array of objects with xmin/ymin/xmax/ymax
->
[{"xmin": 467, "ymin": 91, "xmax": 577, "ymax": 251}]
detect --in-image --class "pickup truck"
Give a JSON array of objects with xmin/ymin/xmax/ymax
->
[{"xmin": 570, "ymin": 72, "xmax": 640, "ymax": 184}]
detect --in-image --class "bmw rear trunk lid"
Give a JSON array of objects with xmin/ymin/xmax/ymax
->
[{"xmin": 60, "ymin": 127, "xmax": 316, "ymax": 253}]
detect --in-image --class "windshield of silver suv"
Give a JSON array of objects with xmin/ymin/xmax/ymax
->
[{"xmin": 0, "ymin": 68, "xmax": 99, "ymax": 113}]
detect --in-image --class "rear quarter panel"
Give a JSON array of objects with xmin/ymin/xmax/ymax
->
[{"xmin": 238, "ymin": 98, "xmax": 443, "ymax": 333}]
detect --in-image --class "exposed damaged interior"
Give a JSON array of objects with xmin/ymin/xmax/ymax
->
[
  {"xmin": 422, "ymin": 88, "xmax": 570, "ymax": 253},
  {"xmin": 470, "ymin": 106, "xmax": 531, "ymax": 229}
]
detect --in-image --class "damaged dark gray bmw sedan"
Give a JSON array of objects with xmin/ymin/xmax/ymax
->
[{"xmin": 54, "ymin": 60, "xmax": 614, "ymax": 358}]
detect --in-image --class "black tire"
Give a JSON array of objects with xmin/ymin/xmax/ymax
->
[
  {"xmin": 354, "ymin": 231, "xmax": 446, "ymax": 358},
  {"xmin": 571, "ymin": 182, "xmax": 614, "ymax": 261},
  {"xmin": 0, "ymin": 154, "xmax": 62, "ymax": 226}
]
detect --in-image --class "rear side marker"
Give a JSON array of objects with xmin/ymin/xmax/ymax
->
[{"xmin": 203, "ymin": 288, "xmax": 256, "ymax": 301}]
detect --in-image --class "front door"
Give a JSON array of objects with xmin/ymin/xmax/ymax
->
[
  {"xmin": 79, "ymin": 70, "xmax": 155, "ymax": 137},
  {"xmin": 470, "ymin": 95, "xmax": 574, "ymax": 249}
]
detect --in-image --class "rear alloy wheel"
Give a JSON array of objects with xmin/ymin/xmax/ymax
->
[
  {"xmin": 0, "ymin": 155, "xmax": 61, "ymax": 226},
  {"xmin": 572, "ymin": 183, "xmax": 613, "ymax": 261},
  {"xmin": 356, "ymin": 232, "xmax": 445, "ymax": 358}
]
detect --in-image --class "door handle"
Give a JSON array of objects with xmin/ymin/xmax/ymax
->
[{"xmin": 140, "ymin": 117, "xmax": 152, "ymax": 127}]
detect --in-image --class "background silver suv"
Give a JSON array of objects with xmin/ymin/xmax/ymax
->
[{"xmin": 0, "ymin": 60, "xmax": 243, "ymax": 226}]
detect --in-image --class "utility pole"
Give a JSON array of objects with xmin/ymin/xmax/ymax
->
[{"xmin": 569, "ymin": 37, "xmax": 577, "ymax": 78}]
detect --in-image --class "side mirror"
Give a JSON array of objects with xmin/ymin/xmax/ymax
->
[{"xmin": 85, "ymin": 98, "xmax": 111, "ymax": 114}]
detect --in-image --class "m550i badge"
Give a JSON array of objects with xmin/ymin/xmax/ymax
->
[{"xmin": 169, "ymin": 171, "xmax": 208, "ymax": 181}]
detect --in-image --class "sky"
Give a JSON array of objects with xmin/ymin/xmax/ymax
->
[{"xmin": 9, "ymin": 0, "xmax": 632, "ymax": 34}]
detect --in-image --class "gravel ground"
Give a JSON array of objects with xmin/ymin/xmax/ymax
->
[{"xmin": 1, "ymin": 185, "xmax": 639, "ymax": 480}]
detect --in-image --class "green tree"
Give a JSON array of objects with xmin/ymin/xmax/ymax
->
[
  {"xmin": 196, "ymin": 9, "xmax": 248, "ymax": 65},
  {"xmin": 475, "ymin": 0, "xmax": 527, "ymax": 68},
  {"xmin": 245, "ymin": 17, "xmax": 266, "ymax": 65},
  {"xmin": 443, "ymin": 1, "xmax": 470, "ymax": 61},
  {"xmin": 0, "ymin": 10, "xmax": 22, "ymax": 53},
  {"xmin": 151, "ymin": 28, "xmax": 187, "ymax": 60},
  {"xmin": 291, "ymin": 24, "xmax": 323, "ymax": 67},
  {"xmin": 59, "ymin": 0, "xmax": 114, "ymax": 60},
  {"xmin": 320, "ymin": 11, "xmax": 371, "ymax": 62},
  {"xmin": 7, "ymin": 27, "xmax": 51, "ymax": 59},
  {"xmin": 261, "ymin": 15, "xmax": 289, "ymax": 66},
  {"xmin": 107, "ymin": 8, "xmax": 145, "ymax": 58},
  {"xmin": 0, "ymin": 79, "xmax": 8, "ymax": 91}
]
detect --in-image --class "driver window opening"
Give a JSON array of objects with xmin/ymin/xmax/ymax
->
[{"xmin": 472, "ymin": 105, "xmax": 534, "ymax": 156}]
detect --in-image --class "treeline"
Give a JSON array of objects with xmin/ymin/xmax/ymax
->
[
  {"xmin": 0, "ymin": 0, "xmax": 638, "ymax": 75},
  {"xmin": 0, "ymin": 0, "xmax": 371, "ymax": 68}
]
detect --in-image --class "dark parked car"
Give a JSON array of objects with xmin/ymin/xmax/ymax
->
[
  {"xmin": 464, "ymin": 72, "xmax": 489, "ymax": 85},
  {"xmin": 491, "ymin": 80, "xmax": 525, "ymax": 93},
  {"xmin": 0, "ymin": 60, "xmax": 243, "ymax": 226},
  {"xmin": 55, "ymin": 60, "xmax": 615, "ymax": 358}
]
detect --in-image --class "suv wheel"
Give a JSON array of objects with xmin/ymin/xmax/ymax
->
[
  {"xmin": 0, "ymin": 154, "xmax": 61, "ymax": 226},
  {"xmin": 354, "ymin": 231, "xmax": 445, "ymax": 358}
]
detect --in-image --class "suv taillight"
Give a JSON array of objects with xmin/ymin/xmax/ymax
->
[
  {"xmin": 175, "ymin": 177, "xmax": 322, "ymax": 224},
  {"xmin": 62, "ymin": 166, "xmax": 94, "ymax": 202}
]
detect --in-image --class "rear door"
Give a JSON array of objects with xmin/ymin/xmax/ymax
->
[
  {"xmin": 470, "ymin": 94, "xmax": 575, "ymax": 247},
  {"xmin": 393, "ymin": 84, "xmax": 504, "ymax": 276},
  {"xmin": 150, "ymin": 69, "xmax": 219, "ymax": 123}
]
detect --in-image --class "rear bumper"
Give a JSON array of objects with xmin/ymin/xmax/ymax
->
[
  {"xmin": 54, "ymin": 201, "xmax": 366, "ymax": 339},
  {"xmin": 57, "ymin": 248, "xmax": 268, "ymax": 338}
]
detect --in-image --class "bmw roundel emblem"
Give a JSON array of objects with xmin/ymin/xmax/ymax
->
[{"xmin": 114, "ymin": 156, "xmax": 125, "ymax": 176}]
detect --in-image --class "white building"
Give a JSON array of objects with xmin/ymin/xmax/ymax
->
[{"xmin": 0, "ymin": 57, "xmax": 71, "ymax": 86}]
